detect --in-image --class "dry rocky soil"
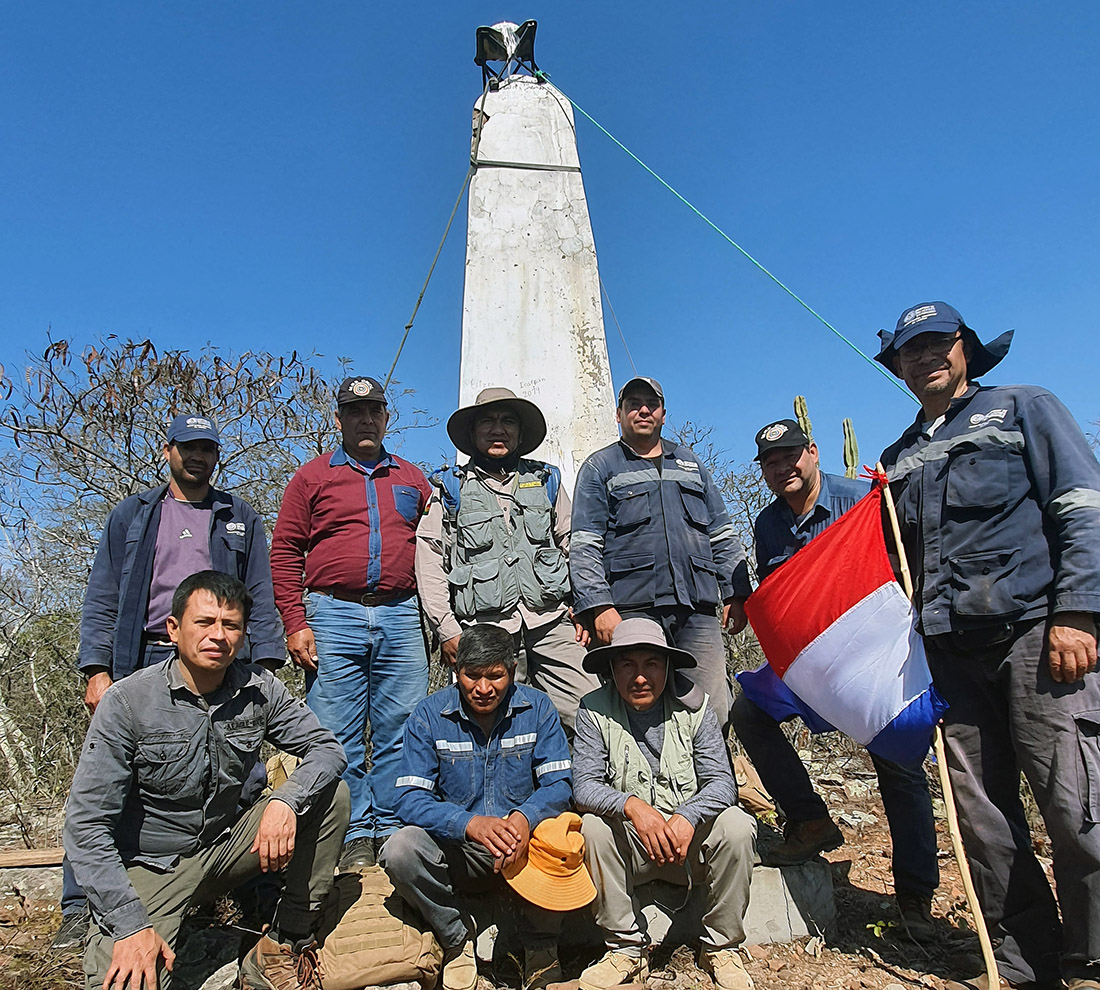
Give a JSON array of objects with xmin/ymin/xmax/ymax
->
[{"xmin": 0, "ymin": 746, "xmax": 1052, "ymax": 990}]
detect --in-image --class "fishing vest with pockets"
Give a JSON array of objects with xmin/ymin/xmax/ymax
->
[
  {"xmin": 436, "ymin": 460, "xmax": 569, "ymax": 619},
  {"xmin": 582, "ymin": 682, "xmax": 707, "ymax": 813}
]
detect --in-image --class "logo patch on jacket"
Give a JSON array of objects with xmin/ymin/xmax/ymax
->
[
  {"xmin": 675, "ymin": 458, "xmax": 700, "ymax": 471},
  {"xmin": 969, "ymin": 409, "xmax": 1008, "ymax": 427},
  {"xmin": 226, "ymin": 522, "xmax": 246, "ymax": 535}
]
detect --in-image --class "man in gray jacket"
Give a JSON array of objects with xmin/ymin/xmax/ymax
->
[{"xmin": 64, "ymin": 570, "xmax": 349, "ymax": 990}]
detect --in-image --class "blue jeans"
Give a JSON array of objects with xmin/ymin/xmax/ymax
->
[
  {"xmin": 305, "ymin": 592, "xmax": 428, "ymax": 842},
  {"xmin": 731, "ymin": 691, "xmax": 939, "ymax": 898}
]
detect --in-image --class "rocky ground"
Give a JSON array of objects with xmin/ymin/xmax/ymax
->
[{"xmin": 0, "ymin": 745, "xmax": 1049, "ymax": 990}]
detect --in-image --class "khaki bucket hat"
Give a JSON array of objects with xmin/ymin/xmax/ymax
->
[{"xmin": 446, "ymin": 387, "xmax": 547, "ymax": 457}]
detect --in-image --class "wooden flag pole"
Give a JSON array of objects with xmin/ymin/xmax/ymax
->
[{"xmin": 876, "ymin": 462, "xmax": 999, "ymax": 987}]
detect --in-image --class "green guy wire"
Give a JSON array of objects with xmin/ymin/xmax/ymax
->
[{"xmin": 535, "ymin": 69, "xmax": 914, "ymax": 402}]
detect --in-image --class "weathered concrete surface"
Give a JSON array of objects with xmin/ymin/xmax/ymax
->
[
  {"xmin": 0, "ymin": 865, "xmax": 63, "ymax": 911},
  {"xmin": 461, "ymin": 74, "xmax": 618, "ymax": 491}
]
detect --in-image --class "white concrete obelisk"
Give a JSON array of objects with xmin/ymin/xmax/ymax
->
[{"xmin": 459, "ymin": 66, "xmax": 617, "ymax": 491}]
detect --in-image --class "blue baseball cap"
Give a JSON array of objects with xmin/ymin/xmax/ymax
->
[
  {"xmin": 166, "ymin": 413, "xmax": 220, "ymax": 445},
  {"xmin": 875, "ymin": 301, "xmax": 1013, "ymax": 379}
]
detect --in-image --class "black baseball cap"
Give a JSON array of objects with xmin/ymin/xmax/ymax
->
[
  {"xmin": 754, "ymin": 419, "xmax": 810, "ymax": 462},
  {"xmin": 336, "ymin": 376, "xmax": 388, "ymax": 407}
]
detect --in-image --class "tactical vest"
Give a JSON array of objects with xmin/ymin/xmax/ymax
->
[
  {"xmin": 442, "ymin": 462, "xmax": 570, "ymax": 620},
  {"xmin": 582, "ymin": 682, "xmax": 707, "ymax": 813}
]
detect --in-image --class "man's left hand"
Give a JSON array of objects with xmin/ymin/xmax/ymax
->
[
  {"xmin": 497, "ymin": 811, "xmax": 531, "ymax": 873},
  {"xmin": 723, "ymin": 598, "xmax": 748, "ymax": 635},
  {"xmin": 250, "ymin": 799, "xmax": 297, "ymax": 873},
  {"xmin": 665, "ymin": 813, "xmax": 695, "ymax": 865},
  {"xmin": 1048, "ymin": 612, "xmax": 1098, "ymax": 684}
]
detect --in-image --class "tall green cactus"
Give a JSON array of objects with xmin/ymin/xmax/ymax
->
[
  {"xmin": 793, "ymin": 395, "xmax": 813, "ymax": 441},
  {"xmin": 843, "ymin": 417, "xmax": 859, "ymax": 479}
]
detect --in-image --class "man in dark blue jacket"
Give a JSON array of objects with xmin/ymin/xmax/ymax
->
[
  {"xmin": 731, "ymin": 419, "xmax": 938, "ymax": 936},
  {"xmin": 57, "ymin": 413, "xmax": 284, "ymax": 950},
  {"xmin": 570, "ymin": 376, "xmax": 752, "ymax": 730},
  {"xmin": 878, "ymin": 301, "xmax": 1100, "ymax": 990}
]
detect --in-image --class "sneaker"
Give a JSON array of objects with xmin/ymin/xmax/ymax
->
[
  {"xmin": 764, "ymin": 817, "xmax": 844, "ymax": 865},
  {"xmin": 239, "ymin": 934, "xmax": 323, "ymax": 990},
  {"xmin": 524, "ymin": 945, "xmax": 563, "ymax": 990},
  {"xmin": 896, "ymin": 891, "xmax": 936, "ymax": 940},
  {"xmin": 700, "ymin": 947, "xmax": 754, "ymax": 990},
  {"xmin": 442, "ymin": 939, "xmax": 478, "ymax": 990},
  {"xmin": 338, "ymin": 836, "xmax": 375, "ymax": 872},
  {"xmin": 50, "ymin": 907, "xmax": 90, "ymax": 953},
  {"xmin": 578, "ymin": 950, "xmax": 649, "ymax": 990}
]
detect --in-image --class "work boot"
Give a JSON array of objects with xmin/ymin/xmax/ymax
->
[
  {"xmin": 944, "ymin": 974, "xmax": 1063, "ymax": 990},
  {"xmin": 239, "ymin": 934, "xmax": 323, "ymax": 990},
  {"xmin": 578, "ymin": 950, "xmax": 649, "ymax": 990},
  {"xmin": 49, "ymin": 906, "xmax": 90, "ymax": 953},
  {"xmin": 441, "ymin": 939, "xmax": 478, "ymax": 990},
  {"xmin": 337, "ymin": 836, "xmax": 375, "ymax": 872},
  {"xmin": 1067, "ymin": 978, "xmax": 1100, "ymax": 990},
  {"xmin": 524, "ymin": 945, "xmax": 563, "ymax": 990},
  {"xmin": 765, "ymin": 816, "xmax": 843, "ymax": 865},
  {"xmin": 699, "ymin": 947, "xmax": 754, "ymax": 990},
  {"xmin": 896, "ymin": 891, "xmax": 936, "ymax": 940}
]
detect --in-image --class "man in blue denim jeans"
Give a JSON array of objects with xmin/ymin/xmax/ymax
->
[
  {"xmin": 731, "ymin": 418, "xmax": 939, "ymax": 938},
  {"xmin": 381, "ymin": 623, "xmax": 573, "ymax": 990},
  {"xmin": 271, "ymin": 376, "xmax": 432, "ymax": 872}
]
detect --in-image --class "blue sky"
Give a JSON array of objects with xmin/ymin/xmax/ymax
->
[{"xmin": 3, "ymin": 2, "xmax": 1098, "ymax": 477}]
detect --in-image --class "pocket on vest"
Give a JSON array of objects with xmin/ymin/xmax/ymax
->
[
  {"xmin": 689, "ymin": 554, "xmax": 720, "ymax": 605},
  {"xmin": 448, "ymin": 557, "xmax": 516, "ymax": 616},
  {"xmin": 456, "ymin": 510, "xmax": 496, "ymax": 552},
  {"xmin": 947, "ymin": 549, "xmax": 1024, "ymax": 617}
]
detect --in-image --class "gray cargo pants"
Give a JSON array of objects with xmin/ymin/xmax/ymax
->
[
  {"xmin": 581, "ymin": 807, "xmax": 756, "ymax": 955},
  {"xmin": 83, "ymin": 780, "xmax": 350, "ymax": 990},
  {"xmin": 925, "ymin": 619, "xmax": 1100, "ymax": 984}
]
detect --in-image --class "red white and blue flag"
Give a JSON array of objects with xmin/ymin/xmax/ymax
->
[{"xmin": 737, "ymin": 481, "xmax": 946, "ymax": 765}]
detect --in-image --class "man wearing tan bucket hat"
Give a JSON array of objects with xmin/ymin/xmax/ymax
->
[
  {"xmin": 416, "ymin": 386, "xmax": 599, "ymax": 733},
  {"xmin": 573, "ymin": 617, "xmax": 757, "ymax": 990}
]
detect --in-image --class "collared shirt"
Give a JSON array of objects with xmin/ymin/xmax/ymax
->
[
  {"xmin": 415, "ymin": 462, "xmax": 574, "ymax": 641},
  {"xmin": 64, "ymin": 658, "xmax": 346, "ymax": 942},
  {"xmin": 753, "ymin": 472, "xmax": 870, "ymax": 581},
  {"xmin": 393, "ymin": 682, "xmax": 572, "ymax": 842},
  {"xmin": 880, "ymin": 383, "xmax": 1100, "ymax": 634},
  {"xmin": 79, "ymin": 483, "xmax": 285, "ymax": 676},
  {"xmin": 270, "ymin": 446, "xmax": 431, "ymax": 635},
  {"xmin": 570, "ymin": 438, "xmax": 751, "ymax": 614}
]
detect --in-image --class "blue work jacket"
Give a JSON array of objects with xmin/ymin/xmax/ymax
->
[
  {"xmin": 880, "ymin": 384, "xmax": 1100, "ymax": 635},
  {"xmin": 570, "ymin": 438, "xmax": 751, "ymax": 615},
  {"xmin": 79, "ymin": 484, "xmax": 285, "ymax": 677},
  {"xmin": 393, "ymin": 682, "xmax": 572, "ymax": 842}
]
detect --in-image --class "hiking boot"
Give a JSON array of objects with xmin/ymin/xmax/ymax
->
[
  {"xmin": 524, "ymin": 945, "xmax": 563, "ymax": 990},
  {"xmin": 578, "ymin": 950, "xmax": 649, "ymax": 990},
  {"xmin": 239, "ymin": 934, "xmax": 323, "ymax": 990},
  {"xmin": 338, "ymin": 836, "xmax": 375, "ymax": 872},
  {"xmin": 699, "ymin": 947, "xmax": 754, "ymax": 990},
  {"xmin": 896, "ymin": 891, "xmax": 936, "ymax": 940},
  {"xmin": 441, "ymin": 939, "xmax": 478, "ymax": 990},
  {"xmin": 49, "ymin": 907, "xmax": 90, "ymax": 953},
  {"xmin": 765, "ymin": 817, "xmax": 844, "ymax": 865},
  {"xmin": 944, "ymin": 974, "xmax": 1063, "ymax": 990},
  {"xmin": 1067, "ymin": 978, "xmax": 1100, "ymax": 990}
]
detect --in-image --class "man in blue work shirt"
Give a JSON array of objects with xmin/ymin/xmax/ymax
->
[
  {"xmin": 878, "ymin": 301, "xmax": 1100, "ymax": 990},
  {"xmin": 380, "ymin": 623, "xmax": 572, "ymax": 990},
  {"xmin": 58, "ymin": 413, "xmax": 285, "ymax": 950},
  {"xmin": 730, "ymin": 419, "xmax": 938, "ymax": 936},
  {"xmin": 570, "ymin": 376, "xmax": 752, "ymax": 730}
]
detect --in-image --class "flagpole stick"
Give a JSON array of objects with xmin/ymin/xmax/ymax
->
[{"xmin": 876, "ymin": 462, "xmax": 999, "ymax": 988}]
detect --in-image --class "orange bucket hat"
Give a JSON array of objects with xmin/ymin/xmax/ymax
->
[{"xmin": 502, "ymin": 812, "xmax": 597, "ymax": 911}]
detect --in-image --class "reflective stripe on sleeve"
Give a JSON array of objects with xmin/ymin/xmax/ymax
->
[
  {"xmin": 396, "ymin": 775, "xmax": 434, "ymax": 790},
  {"xmin": 535, "ymin": 759, "xmax": 572, "ymax": 777}
]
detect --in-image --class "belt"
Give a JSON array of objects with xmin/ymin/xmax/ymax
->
[{"xmin": 311, "ymin": 588, "xmax": 411, "ymax": 607}]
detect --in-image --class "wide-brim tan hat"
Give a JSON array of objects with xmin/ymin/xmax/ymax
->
[
  {"xmin": 502, "ymin": 812, "xmax": 597, "ymax": 911},
  {"xmin": 582, "ymin": 617, "xmax": 697, "ymax": 676},
  {"xmin": 446, "ymin": 387, "xmax": 547, "ymax": 458}
]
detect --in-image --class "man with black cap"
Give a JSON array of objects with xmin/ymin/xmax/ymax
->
[
  {"xmin": 61, "ymin": 412, "xmax": 284, "ymax": 950},
  {"xmin": 415, "ymin": 387, "xmax": 598, "ymax": 733},
  {"xmin": 571, "ymin": 375, "xmax": 752, "ymax": 730},
  {"xmin": 877, "ymin": 302, "xmax": 1100, "ymax": 990},
  {"xmin": 573, "ymin": 618, "xmax": 757, "ymax": 990},
  {"xmin": 271, "ymin": 376, "xmax": 431, "ymax": 872},
  {"xmin": 731, "ymin": 418, "xmax": 939, "ymax": 935}
]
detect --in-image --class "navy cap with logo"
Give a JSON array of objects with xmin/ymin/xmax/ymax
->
[
  {"xmin": 616, "ymin": 375, "xmax": 664, "ymax": 407},
  {"xmin": 753, "ymin": 418, "xmax": 810, "ymax": 462},
  {"xmin": 336, "ymin": 376, "xmax": 388, "ymax": 407},
  {"xmin": 167, "ymin": 413, "xmax": 220, "ymax": 445}
]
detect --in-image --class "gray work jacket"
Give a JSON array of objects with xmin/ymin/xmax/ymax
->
[{"xmin": 63, "ymin": 658, "xmax": 346, "ymax": 941}]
